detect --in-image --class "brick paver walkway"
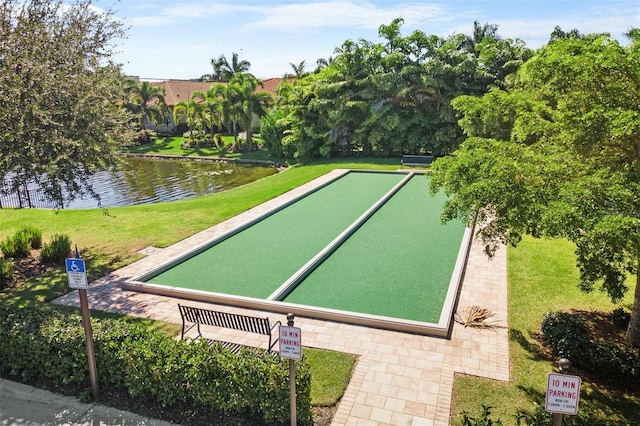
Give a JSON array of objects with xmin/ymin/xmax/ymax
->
[{"xmin": 53, "ymin": 170, "xmax": 510, "ymax": 426}]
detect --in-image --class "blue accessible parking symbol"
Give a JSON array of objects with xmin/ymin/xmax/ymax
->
[{"xmin": 66, "ymin": 258, "xmax": 88, "ymax": 289}]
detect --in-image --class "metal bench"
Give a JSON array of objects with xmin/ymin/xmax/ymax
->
[
  {"xmin": 178, "ymin": 304, "xmax": 281, "ymax": 354},
  {"xmin": 401, "ymin": 155, "xmax": 434, "ymax": 167}
]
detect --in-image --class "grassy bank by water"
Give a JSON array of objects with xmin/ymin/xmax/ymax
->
[{"xmin": 0, "ymin": 158, "xmax": 398, "ymax": 409}]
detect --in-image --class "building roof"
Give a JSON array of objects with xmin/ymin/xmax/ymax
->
[{"xmin": 152, "ymin": 78, "xmax": 285, "ymax": 106}]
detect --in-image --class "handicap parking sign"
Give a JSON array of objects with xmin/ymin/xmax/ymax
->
[{"xmin": 66, "ymin": 258, "xmax": 88, "ymax": 289}]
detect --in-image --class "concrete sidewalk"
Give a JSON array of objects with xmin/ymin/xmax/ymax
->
[{"xmin": 0, "ymin": 378, "xmax": 178, "ymax": 426}]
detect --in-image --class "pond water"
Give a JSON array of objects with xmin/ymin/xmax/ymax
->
[{"xmin": 61, "ymin": 157, "xmax": 278, "ymax": 209}]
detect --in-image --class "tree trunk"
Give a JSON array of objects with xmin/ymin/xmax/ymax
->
[
  {"xmin": 625, "ymin": 263, "xmax": 640, "ymax": 348},
  {"xmin": 246, "ymin": 128, "xmax": 254, "ymax": 152},
  {"xmin": 232, "ymin": 120, "xmax": 237, "ymax": 143}
]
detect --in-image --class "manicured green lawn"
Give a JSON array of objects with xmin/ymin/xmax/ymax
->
[
  {"xmin": 450, "ymin": 236, "xmax": 639, "ymax": 425},
  {"xmin": 125, "ymin": 136, "xmax": 273, "ymax": 161},
  {"xmin": 125, "ymin": 136, "xmax": 231, "ymax": 157}
]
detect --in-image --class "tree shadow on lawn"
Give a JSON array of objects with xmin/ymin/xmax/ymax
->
[
  {"xmin": 516, "ymin": 381, "xmax": 640, "ymax": 425},
  {"xmin": 509, "ymin": 328, "xmax": 550, "ymax": 362},
  {"xmin": 127, "ymin": 139, "xmax": 175, "ymax": 154}
]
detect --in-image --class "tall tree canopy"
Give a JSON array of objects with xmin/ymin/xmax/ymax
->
[
  {"xmin": 261, "ymin": 19, "xmax": 531, "ymax": 161},
  {"xmin": 124, "ymin": 80, "xmax": 168, "ymax": 130},
  {"xmin": 0, "ymin": 0, "xmax": 134, "ymax": 206},
  {"xmin": 430, "ymin": 30, "xmax": 640, "ymax": 347}
]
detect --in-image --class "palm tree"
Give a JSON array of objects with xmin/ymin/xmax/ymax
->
[
  {"xmin": 212, "ymin": 83, "xmax": 242, "ymax": 143},
  {"xmin": 287, "ymin": 60, "xmax": 307, "ymax": 78},
  {"xmin": 229, "ymin": 74, "xmax": 274, "ymax": 151},
  {"xmin": 124, "ymin": 80, "xmax": 168, "ymax": 129},
  {"xmin": 461, "ymin": 21, "xmax": 501, "ymax": 57},
  {"xmin": 315, "ymin": 55, "xmax": 334, "ymax": 73},
  {"xmin": 202, "ymin": 52, "xmax": 252, "ymax": 82},
  {"xmin": 191, "ymin": 86, "xmax": 224, "ymax": 142},
  {"xmin": 173, "ymin": 99, "xmax": 205, "ymax": 138}
]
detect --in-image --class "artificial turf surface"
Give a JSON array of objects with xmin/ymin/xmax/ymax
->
[
  {"xmin": 147, "ymin": 171, "xmax": 405, "ymax": 297},
  {"xmin": 282, "ymin": 174, "xmax": 466, "ymax": 322}
]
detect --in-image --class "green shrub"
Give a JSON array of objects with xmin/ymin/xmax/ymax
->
[
  {"xmin": 18, "ymin": 225, "xmax": 43, "ymax": 249},
  {"xmin": 542, "ymin": 311, "xmax": 640, "ymax": 389},
  {"xmin": 540, "ymin": 311, "xmax": 590, "ymax": 362},
  {"xmin": 611, "ymin": 307, "xmax": 631, "ymax": 329},
  {"xmin": 40, "ymin": 234, "xmax": 71, "ymax": 264},
  {"xmin": 0, "ymin": 231, "xmax": 32, "ymax": 259},
  {"xmin": 0, "ymin": 257, "xmax": 14, "ymax": 288},
  {"xmin": 461, "ymin": 405, "xmax": 504, "ymax": 425},
  {"xmin": 0, "ymin": 303, "xmax": 313, "ymax": 425}
]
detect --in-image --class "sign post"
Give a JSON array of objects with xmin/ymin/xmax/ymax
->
[
  {"xmin": 66, "ymin": 257, "xmax": 99, "ymax": 398},
  {"xmin": 280, "ymin": 313, "xmax": 302, "ymax": 426},
  {"xmin": 545, "ymin": 358, "xmax": 580, "ymax": 425}
]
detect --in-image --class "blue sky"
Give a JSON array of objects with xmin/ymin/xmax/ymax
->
[{"xmin": 93, "ymin": 0, "xmax": 639, "ymax": 81}]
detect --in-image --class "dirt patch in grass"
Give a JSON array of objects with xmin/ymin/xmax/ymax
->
[{"xmin": 1, "ymin": 249, "xmax": 56, "ymax": 291}]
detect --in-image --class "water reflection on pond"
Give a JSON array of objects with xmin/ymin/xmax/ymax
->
[{"xmin": 65, "ymin": 157, "xmax": 278, "ymax": 209}]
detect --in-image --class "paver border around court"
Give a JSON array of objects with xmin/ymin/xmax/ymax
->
[
  {"xmin": 121, "ymin": 169, "xmax": 474, "ymax": 337},
  {"xmin": 51, "ymin": 167, "xmax": 510, "ymax": 425},
  {"xmin": 51, "ymin": 212, "xmax": 509, "ymax": 426}
]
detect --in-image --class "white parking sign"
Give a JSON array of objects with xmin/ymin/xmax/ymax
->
[
  {"xmin": 66, "ymin": 258, "xmax": 88, "ymax": 289},
  {"xmin": 545, "ymin": 373, "xmax": 581, "ymax": 415},
  {"xmin": 279, "ymin": 326, "xmax": 302, "ymax": 359}
]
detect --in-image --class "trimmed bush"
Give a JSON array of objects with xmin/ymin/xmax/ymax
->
[
  {"xmin": 19, "ymin": 225, "xmax": 43, "ymax": 249},
  {"xmin": 0, "ymin": 231, "xmax": 31, "ymax": 259},
  {"xmin": 40, "ymin": 234, "xmax": 71, "ymax": 265},
  {"xmin": 0, "ymin": 303, "xmax": 313, "ymax": 425},
  {"xmin": 0, "ymin": 225, "xmax": 43, "ymax": 258},
  {"xmin": 542, "ymin": 311, "xmax": 640, "ymax": 388}
]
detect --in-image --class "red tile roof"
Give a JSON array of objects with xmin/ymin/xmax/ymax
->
[{"xmin": 152, "ymin": 78, "xmax": 285, "ymax": 106}]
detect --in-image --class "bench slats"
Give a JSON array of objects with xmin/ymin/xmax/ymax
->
[
  {"xmin": 178, "ymin": 304, "xmax": 280, "ymax": 353},
  {"xmin": 401, "ymin": 155, "xmax": 434, "ymax": 166}
]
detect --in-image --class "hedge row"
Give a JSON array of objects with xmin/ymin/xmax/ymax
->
[
  {"xmin": 0, "ymin": 303, "xmax": 313, "ymax": 425},
  {"xmin": 541, "ymin": 311, "xmax": 640, "ymax": 389}
]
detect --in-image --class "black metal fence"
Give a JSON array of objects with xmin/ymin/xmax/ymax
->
[{"xmin": 0, "ymin": 186, "xmax": 62, "ymax": 209}]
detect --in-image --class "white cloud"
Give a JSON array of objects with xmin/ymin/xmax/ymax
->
[
  {"xmin": 128, "ymin": 2, "xmax": 250, "ymax": 27},
  {"xmin": 245, "ymin": 1, "xmax": 451, "ymax": 32}
]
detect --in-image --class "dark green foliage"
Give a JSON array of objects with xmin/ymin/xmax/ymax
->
[
  {"xmin": 260, "ymin": 109, "xmax": 290, "ymax": 159},
  {"xmin": 1, "ymin": 0, "xmax": 135, "ymax": 207},
  {"xmin": 540, "ymin": 312, "xmax": 591, "ymax": 361},
  {"xmin": 0, "ymin": 225, "xmax": 42, "ymax": 258},
  {"xmin": 542, "ymin": 311, "xmax": 640, "ymax": 388},
  {"xmin": 0, "ymin": 257, "xmax": 15, "ymax": 288},
  {"xmin": 517, "ymin": 405, "xmax": 625, "ymax": 425},
  {"xmin": 40, "ymin": 234, "xmax": 72, "ymax": 265},
  {"xmin": 464, "ymin": 404, "xmax": 627, "ymax": 425},
  {"xmin": 462, "ymin": 405, "xmax": 504, "ymax": 425},
  {"xmin": 267, "ymin": 19, "xmax": 532, "ymax": 161},
  {"xmin": 0, "ymin": 231, "xmax": 32, "ymax": 259},
  {"xmin": 0, "ymin": 303, "xmax": 313, "ymax": 425},
  {"xmin": 611, "ymin": 307, "xmax": 631, "ymax": 329},
  {"xmin": 431, "ymin": 30, "xmax": 640, "ymax": 347}
]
